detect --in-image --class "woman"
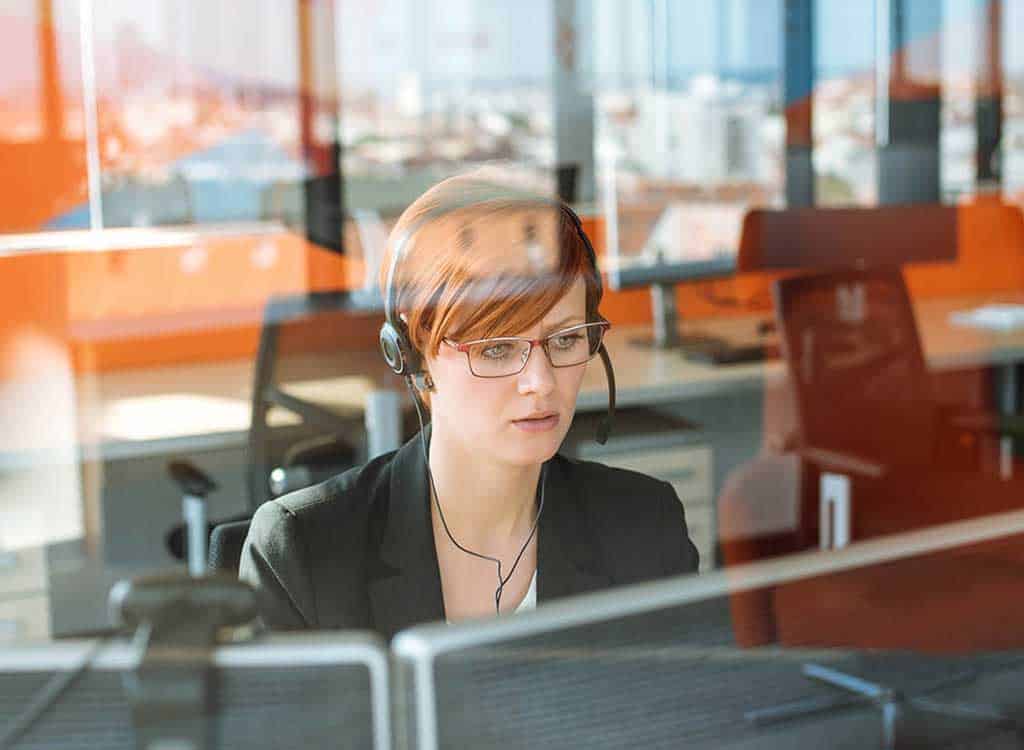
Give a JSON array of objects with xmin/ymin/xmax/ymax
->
[{"xmin": 240, "ymin": 173, "xmax": 699, "ymax": 638}]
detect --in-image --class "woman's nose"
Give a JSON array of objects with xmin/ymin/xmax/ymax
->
[{"xmin": 517, "ymin": 344, "xmax": 556, "ymax": 395}]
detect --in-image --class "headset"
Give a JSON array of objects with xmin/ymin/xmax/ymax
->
[{"xmin": 378, "ymin": 194, "xmax": 617, "ymax": 444}]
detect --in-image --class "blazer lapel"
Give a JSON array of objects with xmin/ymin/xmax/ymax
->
[
  {"xmin": 366, "ymin": 435, "xmax": 610, "ymax": 637},
  {"xmin": 366, "ymin": 428, "xmax": 446, "ymax": 639},
  {"xmin": 537, "ymin": 457, "xmax": 612, "ymax": 601}
]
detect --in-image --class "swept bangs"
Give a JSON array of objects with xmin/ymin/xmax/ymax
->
[{"xmin": 381, "ymin": 175, "xmax": 603, "ymax": 358}]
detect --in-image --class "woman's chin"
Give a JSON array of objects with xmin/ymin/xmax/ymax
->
[{"xmin": 501, "ymin": 434, "xmax": 563, "ymax": 465}]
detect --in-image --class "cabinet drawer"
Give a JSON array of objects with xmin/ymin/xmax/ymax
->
[
  {"xmin": 0, "ymin": 546, "xmax": 47, "ymax": 597},
  {"xmin": 596, "ymin": 446, "xmax": 712, "ymax": 504},
  {"xmin": 0, "ymin": 595, "xmax": 51, "ymax": 643}
]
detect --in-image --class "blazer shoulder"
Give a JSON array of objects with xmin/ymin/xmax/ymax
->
[
  {"xmin": 552, "ymin": 453, "xmax": 699, "ymax": 577},
  {"xmin": 241, "ymin": 449, "xmax": 399, "ymax": 630},
  {"xmin": 555, "ymin": 453, "xmax": 674, "ymax": 515}
]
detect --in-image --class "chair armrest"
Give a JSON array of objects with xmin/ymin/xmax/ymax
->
[
  {"xmin": 767, "ymin": 432, "xmax": 887, "ymax": 478},
  {"xmin": 947, "ymin": 409, "xmax": 1024, "ymax": 437},
  {"xmin": 794, "ymin": 446, "xmax": 886, "ymax": 478}
]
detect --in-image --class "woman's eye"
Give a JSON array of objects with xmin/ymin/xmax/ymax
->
[
  {"xmin": 552, "ymin": 333, "xmax": 584, "ymax": 350},
  {"xmin": 480, "ymin": 343, "xmax": 513, "ymax": 359}
]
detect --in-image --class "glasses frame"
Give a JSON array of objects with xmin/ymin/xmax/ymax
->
[{"xmin": 444, "ymin": 321, "xmax": 611, "ymax": 378}]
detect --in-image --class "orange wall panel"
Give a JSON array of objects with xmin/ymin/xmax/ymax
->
[
  {"xmin": 0, "ymin": 252, "xmax": 70, "ymax": 381},
  {"xmin": 5, "ymin": 199, "xmax": 1021, "ymax": 376}
]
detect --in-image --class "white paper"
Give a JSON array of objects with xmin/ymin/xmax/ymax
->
[{"xmin": 949, "ymin": 304, "xmax": 1024, "ymax": 332}]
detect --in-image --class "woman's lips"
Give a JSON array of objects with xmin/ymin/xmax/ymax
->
[{"xmin": 511, "ymin": 414, "xmax": 559, "ymax": 432}]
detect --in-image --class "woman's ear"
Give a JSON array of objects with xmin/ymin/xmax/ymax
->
[{"xmin": 413, "ymin": 371, "xmax": 435, "ymax": 391}]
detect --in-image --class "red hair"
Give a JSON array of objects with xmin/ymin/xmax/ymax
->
[{"xmin": 379, "ymin": 173, "xmax": 604, "ymax": 359}]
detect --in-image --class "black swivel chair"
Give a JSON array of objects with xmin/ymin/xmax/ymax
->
[
  {"xmin": 246, "ymin": 289, "xmax": 386, "ymax": 509},
  {"xmin": 208, "ymin": 519, "xmax": 252, "ymax": 574},
  {"xmin": 166, "ymin": 288, "xmax": 397, "ymax": 568}
]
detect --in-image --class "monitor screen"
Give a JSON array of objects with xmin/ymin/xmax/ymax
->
[
  {"xmin": 0, "ymin": 631, "xmax": 390, "ymax": 750},
  {"xmin": 605, "ymin": 201, "xmax": 747, "ymax": 291}
]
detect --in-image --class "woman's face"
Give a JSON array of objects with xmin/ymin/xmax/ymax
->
[{"xmin": 425, "ymin": 276, "xmax": 591, "ymax": 468}]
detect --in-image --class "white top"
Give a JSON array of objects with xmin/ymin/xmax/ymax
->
[
  {"xmin": 513, "ymin": 569, "xmax": 538, "ymax": 613},
  {"xmin": 442, "ymin": 569, "xmax": 536, "ymax": 622},
  {"xmin": 445, "ymin": 569, "xmax": 537, "ymax": 624}
]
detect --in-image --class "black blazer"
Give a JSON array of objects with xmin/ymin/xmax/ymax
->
[{"xmin": 239, "ymin": 430, "xmax": 700, "ymax": 639}]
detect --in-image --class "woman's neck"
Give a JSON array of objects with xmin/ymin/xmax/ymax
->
[{"xmin": 426, "ymin": 424, "xmax": 542, "ymax": 549}]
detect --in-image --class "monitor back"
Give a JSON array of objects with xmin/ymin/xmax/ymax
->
[
  {"xmin": 392, "ymin": 565, "xmax": 1024, "ymax": 750},
  {"xmin": 0, "ymin": 631, "xmax": 390, "ymax": 750}
]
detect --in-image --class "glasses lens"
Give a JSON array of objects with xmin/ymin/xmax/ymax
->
[
  {"xmin": 547, "ymin": 324, "xmax": 603, "ymax": 367},
  {"xmin": 467, "ymin": 339, "xmax": 532, "ymax": 377}
]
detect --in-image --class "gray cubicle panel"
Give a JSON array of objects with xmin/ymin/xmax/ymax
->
[
  {"xmin": 391, "ymin": 530, "xmax": 1024, "ymax": 750},
  {"xmin": 0, "ymin": 631, "xmax": 390, "ymax": 750}
]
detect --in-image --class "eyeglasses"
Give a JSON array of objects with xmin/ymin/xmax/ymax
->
[{"xmin": 444, "ymin": 321, "xmax": 610, "ymax": 378}]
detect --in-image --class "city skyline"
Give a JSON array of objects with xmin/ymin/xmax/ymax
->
[{"xmin": 4, "ymin": 1, "xmax": 1024, "ymax": 100}]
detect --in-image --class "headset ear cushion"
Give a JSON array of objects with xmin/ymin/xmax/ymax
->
[
  {"xmin": 380, "ymin": 320, "xmax": 423, "ymax": 376},
  {"xmin": 379, "ymin": 322, "xmax": 407, "ymax": 375}
]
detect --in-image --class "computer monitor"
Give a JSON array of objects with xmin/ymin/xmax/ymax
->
[
  {"xmin": 303, "ymin": 167, "xmax": 345, "ymax": 254},
  {"xmin": 0, "ymin": 631, "xmax": 390, "ymax": 750},
  {"xmin": 392, "ymin": 515, "xmax": 1024, "ymax": 750},
  {"xmin": 604, "ymin": 200, "xmax": 746, "ymax": 349}
]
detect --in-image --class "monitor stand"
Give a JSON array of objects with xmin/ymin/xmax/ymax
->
[
  {"xmin": 629, "ymin": 281, "xmax": 726, "ymax": 350},
  {"xmin": 629, "ymin": 282, "xmax": 777, "ymax": 364}
]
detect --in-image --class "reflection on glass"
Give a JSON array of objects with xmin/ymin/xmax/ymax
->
[
  {"xmin": 84, "ymin": 0, "xmax": 310, "ymax": 230},
  {"xmin": 338, "ymin": 0, "xmax": 556, "ymax": 212}
]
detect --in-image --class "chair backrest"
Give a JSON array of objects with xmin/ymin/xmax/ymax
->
[
  {"xmin": 209, "ymin": 519, "xmax": 252, "ymax": 574},
  {"xmin": 773, "ymin": 267, "xmax": 936, "ymax": 468},
  {"xmin": 737, "ymin": 204, "xmax": 957, "ymax": 272},
  {"xmin": 248, "ymin": 289, "xmax": 386, "ymax": 508}
]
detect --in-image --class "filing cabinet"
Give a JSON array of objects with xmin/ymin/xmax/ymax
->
[
  {"xmin": 0, "ymin": 595, "xmax": 50, "ymax": 643},
  {"xmin": 0, "ymin": 546, "xmax": 47, "ymax": 597},
  {"xmin": 0, "ymin": 546, "xmax": 50, "ymax": 642}
]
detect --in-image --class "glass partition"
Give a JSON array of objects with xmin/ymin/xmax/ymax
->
[{"xmin": 2, "ymin": 4, "xmax": 1024, "ymax": 747}]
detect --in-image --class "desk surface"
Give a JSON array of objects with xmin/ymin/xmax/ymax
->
[{"xmin": 68, "ymin": 291, "xmax": 1024, "ymax": 457}]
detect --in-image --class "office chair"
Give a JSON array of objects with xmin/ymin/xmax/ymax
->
[
  {"xmin": 166, "ymin": 289, "xmax": 400, "ymax": 565},
  {"xmin": 718, "ymin": 267, "xmax": 1024, "ymax": 652},
  {"xmin": 774, "ymin": 267, "xmax": 1024, "ymax": 484},
  {"xmin": 247, "ymin": 288, "xmax": 387, "ymax": 509},
  {"xmin": 208, "ymin": 519, "xmax": 252, "ymax": 574}
]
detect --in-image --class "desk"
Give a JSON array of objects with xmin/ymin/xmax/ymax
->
[
  {"xmin": 73, "ymin": 316, "xmax": 775, "ymax": 462},
  {"xmin": 50, "ymin": 293, "xmax": 1020, "ymax": 573},
  {"xmin": 73, "ymin": 290, "xmax": 1024, "ymax": 479}
]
